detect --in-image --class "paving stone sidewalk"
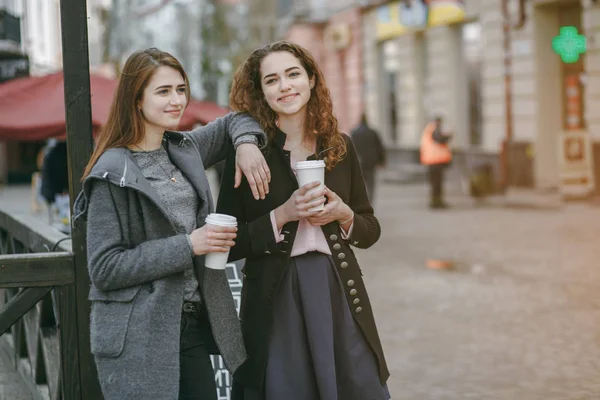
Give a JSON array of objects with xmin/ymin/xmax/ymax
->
[
  {"xmin": 3, "ymin": 181, "xmax": 600, "ymax": 399},
  {"xmin": 362, "ymin": 182, "xmax": 600, "ymax": 400}
]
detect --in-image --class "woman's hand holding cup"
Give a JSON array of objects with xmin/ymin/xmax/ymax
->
[
  {"xmin": 189, "ymin": 223, "xmax": 237, "ymax": 256},
  {"xmin": 274, "ymin": 181, "xmax": 326, "ymax": 229}
]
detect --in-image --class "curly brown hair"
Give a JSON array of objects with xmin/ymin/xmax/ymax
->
[{"xmin": 229, "ymin": 40, "xmax": 346, "ymax": 169}]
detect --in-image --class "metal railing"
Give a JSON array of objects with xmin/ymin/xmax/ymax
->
[
  {"xmin": 0, "ymin": 0, "xmax": 103, "ymax": 397},
  {"xmin": 0, "ymin": 208, "xmax": 84, "ymax": 399}
]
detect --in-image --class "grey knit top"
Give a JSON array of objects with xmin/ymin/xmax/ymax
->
[{"xmin": 131, "ymin": 145, "xmax": 201, "ymax": 302}]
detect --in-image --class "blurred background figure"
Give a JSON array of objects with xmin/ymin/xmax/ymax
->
[
  {"xmin": 420, "ymin": 116, "xmax": 452, "ymax": 209},
  {"xmin": 350, "ymin": 113, "xmax": 386, "ymax": 204},
  {"xmin": 31, "ymin": 140, "xmax": 53, "ymax": 213},
  {"xmin": 40, "ymin": 140, "xmax": 70, "ymax": 232}
]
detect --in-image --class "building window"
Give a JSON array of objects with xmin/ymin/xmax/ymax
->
[
  {"xmin": 380, "ymin": 39, "xmax": 400, "ymax": 144},
  {"xmin": 462, "ymin": 21, "xmax": 482, "ymax": 146}
]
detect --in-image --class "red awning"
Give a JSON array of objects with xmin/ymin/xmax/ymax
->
[
  {"xmin": 0, "ymin": 72, "xmax": 229, "ymax": 141},
  {"xmin": 185, "ymin": 100, "xmax": 229, "ymax": 125}
]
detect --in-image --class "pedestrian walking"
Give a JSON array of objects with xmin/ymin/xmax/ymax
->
[
  {"xmin": 72, "ymin": 48, "xmax": 270, "ymax": 400},
  {"xmin": 40, "ymin": 140, "xmax": 68, "ymax": 206},
  {"xmin": 219, "ymin": 40, "xmax": 390, "ymax": 400},
  {"xmin": 350, "ymin": 113, "xmax": 386, "ymax": 204},
  {"xmin": 420, "ymin": 116, "xmax": 452, "ymax": 209},
  {"xmin": 31, "ymin": 141, "xmax": 52, "ymax": 213},
  {"xmin": 40, "ymin": 140, "xmax": 71, "ymax": 231}
]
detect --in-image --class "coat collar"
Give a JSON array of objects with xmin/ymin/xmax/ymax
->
[
  {"xmin": 273, "ymin": 127, "xmax": 326, "ymax": 161},
  {"xmin": 80, "ymin": 131, "xmax": 212, "ymax": 221}
]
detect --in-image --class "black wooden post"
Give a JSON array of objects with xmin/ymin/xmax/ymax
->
[{"xmin": 59, "ymin": 0, "xmax": 101, "ymax": 399}]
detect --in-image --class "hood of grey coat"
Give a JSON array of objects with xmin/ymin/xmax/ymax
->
[{"xmin": 73, "ymin": 132, "xmax": 190, "ymax": 226}]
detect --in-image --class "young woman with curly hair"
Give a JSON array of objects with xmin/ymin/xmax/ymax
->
[{"xmin": 217, "ymin": 41, "xmax": 391, "ymax": 400}]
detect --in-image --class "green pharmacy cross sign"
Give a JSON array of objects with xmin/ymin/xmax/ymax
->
[{"xmin": 552, "ymin": 26, "xmax": 586, "ymax": 63}]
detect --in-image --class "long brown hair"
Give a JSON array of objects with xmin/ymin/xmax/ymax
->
[
  {"xmin": 229, "ymin": 41, "xmax": 346, "ymax": 169},
  {"xmin": 82, "ymin": 48, "xmax": 190, "ymax": 179}
]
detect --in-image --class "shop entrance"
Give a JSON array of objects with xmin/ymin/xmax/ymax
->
[{"xmin": 533, "ymin": 0, "xmax": 583, "ymax": 189}]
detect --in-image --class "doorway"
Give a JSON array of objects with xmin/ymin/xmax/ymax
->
[
  {"xmin": 379, "ymin": 39, "xmax": 400, "ymax": 144},
  {"xmin": 533, "ymin": 1, "xmax": 583, "ymax": 189}
]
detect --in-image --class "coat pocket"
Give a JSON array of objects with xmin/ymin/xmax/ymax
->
[{"xmin": 88, "ymin": 286, "xmax": 141, "ymax": 357}]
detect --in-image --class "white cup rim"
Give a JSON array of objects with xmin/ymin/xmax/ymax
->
[
  {"xmin": 206, "ymin": 213, "xmax": 238, "ymax": 227},
  {"xmin": 295, "ymin": 160, "xmax": 325, "ymax": 170}
]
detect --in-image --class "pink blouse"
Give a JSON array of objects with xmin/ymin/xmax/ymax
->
[{"xmin": 269, "ymin": 154, "xmax": 353, "ymax": 257}]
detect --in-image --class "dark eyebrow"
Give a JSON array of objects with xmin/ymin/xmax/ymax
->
[
  {"xmin": 154, "ymin": 84, "xmax": 186, "ymax": 91},
  {"xmin": 263, "ymin": 66, "xmax": 301, "ymax": 81}
]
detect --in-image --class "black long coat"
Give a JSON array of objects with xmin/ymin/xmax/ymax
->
[{"xmin": 217, "ymin": 129, "xmax": 390, "ymax": 392}]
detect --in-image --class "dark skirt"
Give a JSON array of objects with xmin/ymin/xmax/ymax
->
[{"xmin": 241, "ymin": 251, "xmax": 390, "ymax": 400}]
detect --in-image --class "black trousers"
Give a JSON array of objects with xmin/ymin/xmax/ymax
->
[
  {"xmin": 428, "ymin": 164, "xmax": 445, "ymax": 203},
  {"xmin": 179, "ymin": 311, "xmax": 217, "ymax": 400}
]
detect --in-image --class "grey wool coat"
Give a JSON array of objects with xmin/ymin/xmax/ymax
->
[{"xmin": 72, "ymin": 113, "xmax": 266, "ymax": 400}]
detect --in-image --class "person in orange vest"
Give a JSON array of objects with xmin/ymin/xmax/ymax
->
[{"xmin": 420, "ymin": 116, "xmax": 452, "ymax": 209}]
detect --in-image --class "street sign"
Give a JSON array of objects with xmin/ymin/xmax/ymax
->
[
  {"xmin": 558, "ymin": 130, "xmax": 595, "ymax": 198},
  {"xmin": 552, "ymin": 26, "xmax": 586, "ymax": 63}
]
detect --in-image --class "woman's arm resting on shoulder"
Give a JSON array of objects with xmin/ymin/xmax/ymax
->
[
  {"xmin": 216, "ymin": 154, "xmax": 280, "ymax": 261},
  {"xmin": 187, "ymin": 112, "xmax": 270, "ymax": 200},
  {"xmin": 86, "ymin": 181, "xmax": 194, "ymax": 292},
  {"xmin": 187, "ymin": 112, "xmax": 266, "ymax": 167},
  {"xmin": 235, "ymin": 143, "xmax": 271, "ymax": 200}
]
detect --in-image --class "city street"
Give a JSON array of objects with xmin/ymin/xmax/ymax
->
[
  {"xmin": 364, "ymin": 182, "xmax": 600, "ymax": 400},
  {"xmin": 2, "ymin": 180, "xmax": 600, "ymax": 399}
]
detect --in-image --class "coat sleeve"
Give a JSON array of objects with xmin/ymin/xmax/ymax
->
[
  {"xmin": 86, "ymin": 180, "xmax": 195, "ymax": 291},
  {"xmin": 344, "ymin": 136, "xmax": 381, "ymax": 249},
  {"xmin": 216, "ymin": 151, "xmax": 279, "ymax": 261},
  {"xmin": 185, "ymin": 112, "xmax": 266, "ymax": 170}
]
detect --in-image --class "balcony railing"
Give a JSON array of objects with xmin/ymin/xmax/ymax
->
[{"xmin": 0, "ymin": 208, "xmax": 80, "ymax": 399}]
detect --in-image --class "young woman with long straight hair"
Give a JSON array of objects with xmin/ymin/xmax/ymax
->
[{"xmin": 73, "ymin": 47, "xmax": 270, "ymax": 400}]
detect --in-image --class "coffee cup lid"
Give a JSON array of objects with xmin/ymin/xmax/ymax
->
[
  {"xmin": 295, "ymin": 160, "xmax": 326, "ymax": 170},
  {"xmin": 206, "ymin": 213, "xmax": 238, "ymax": 227}
]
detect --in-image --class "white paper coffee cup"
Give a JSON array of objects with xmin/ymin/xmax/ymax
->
[
  {"xmin": 204, "ymin": 213, "xmax": 238, "ymax": 270},
  {"xmin": 295, "ymin": 160, "xmax": 326, "ymax": 212}
]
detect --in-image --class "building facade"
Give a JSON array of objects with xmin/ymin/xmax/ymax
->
[
  {"xmin": 0, "ymin": 0, "xmax": 28, "ymax": 183},
  {"xmin": 281, "ymin": 0, "xmax": 384, "ymax": 133},
  {"xmin": 363, "ymin": 0, "xmax": 600, "ymax": 194},
  {"xmin": 363, "ymin": 0, "xmax": 485, "ymax": 169},
  {"xmin": 0, "ymin": 0, "xmax": 110, "ymax": 184}
]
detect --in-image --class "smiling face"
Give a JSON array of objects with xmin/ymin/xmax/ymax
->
[
  {"xmin": 260, "ymin": 51, "xmax": 315, "ymax": 120},
  {"xmin": 139, "ymin": 65, "xmax": 188, "ymax": 136}
]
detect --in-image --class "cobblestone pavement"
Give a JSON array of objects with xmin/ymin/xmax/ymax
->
[
  {"xmin": 363, "ymin": 183, "xmax": 600, "ymax": 400},
  {"xmin": 2, "ymin": 181, "xmax": 600, "ymax": 399}
]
